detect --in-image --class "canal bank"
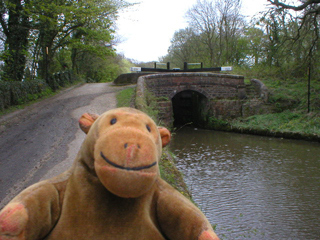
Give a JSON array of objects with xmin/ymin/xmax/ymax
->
[{"xmin": 203, "ymin": 111, "xmax": 320, "ymax": 143}]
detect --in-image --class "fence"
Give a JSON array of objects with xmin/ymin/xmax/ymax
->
[{"xmin": 131, "ymin": 62, "xmax": 232, "ymax": 73}]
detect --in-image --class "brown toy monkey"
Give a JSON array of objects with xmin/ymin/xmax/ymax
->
[{"xmin": 0, "ymin": 107, "xmax": 219, "ymax": 240}]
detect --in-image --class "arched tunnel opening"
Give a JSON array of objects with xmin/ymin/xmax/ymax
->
[{"xmin": 172, "ymin": 90, "xmax": 209, "ymax": 128}]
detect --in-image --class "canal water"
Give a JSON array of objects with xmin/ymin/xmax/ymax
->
[{"xmin": 169, "ymin": 127, "xmax": 320, "ymax": 239}]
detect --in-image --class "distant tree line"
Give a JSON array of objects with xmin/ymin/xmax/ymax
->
[
  {"xmin": 161, "ymin": 0, "xmax": 320, "ymax": 79},
  {"xmin": 0, "ymin": 0, "xmax": 133, "ymax": 84}
]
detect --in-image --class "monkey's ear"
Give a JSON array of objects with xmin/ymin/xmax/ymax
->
[
  {"xmin": 79, "ymin": 113, "xmax": 99, "ymax": 134},
  {"xmin": 158, "ymin": 127, "xmax": 171, "ymax": 148}
]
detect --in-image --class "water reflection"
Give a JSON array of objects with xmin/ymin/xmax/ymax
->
[{"xmin": 169, "ymin": 127, "xmax": 320, "ymax": 239}]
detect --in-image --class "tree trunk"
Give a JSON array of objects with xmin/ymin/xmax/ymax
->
[{"xmin": 2, "ymin": 0, "xmax": 30, "ymax": 81}]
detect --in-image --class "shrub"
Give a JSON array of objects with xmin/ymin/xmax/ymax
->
[
  {"xmin": 0, "ymin": 70, "xmax": 78, "ymax": 112},
  {"xmin": 0, "ymin": 79, "xmax": 49, "ymax": 111}
]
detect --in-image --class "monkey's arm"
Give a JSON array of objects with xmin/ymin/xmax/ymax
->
[
  {"xmin": 156, "ymin": 179, "xmax": 219, "ymax": 240},
  {"xmin": 0, "ymin": 181, "xmax": 64, "ymax": 240}
]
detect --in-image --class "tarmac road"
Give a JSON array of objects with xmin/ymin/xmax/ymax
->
[{"xmin": 0, "ymin": 82, "xmax": 133, "ymax": 208}]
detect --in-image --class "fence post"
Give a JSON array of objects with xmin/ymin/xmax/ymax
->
[
  {"xmin": 167, "ymin": 62, "xmax": 170, "ymax": 70},
  {"xmin": 184, "ymin": 62, "xmax": 188, "ymax": 71}
]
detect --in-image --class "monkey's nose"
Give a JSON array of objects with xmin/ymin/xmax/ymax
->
[
  {"xmin": 124, "ymin": 143, "xmax": 141, "ymax": 149},
  {"xmin": 125, "ymin": 143, "xmax": 141, "ymax": 165}
]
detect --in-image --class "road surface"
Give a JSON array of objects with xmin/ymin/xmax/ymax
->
[{"xmin": 0, "ymin": 83, "xmax": 133, "ymax": 208}]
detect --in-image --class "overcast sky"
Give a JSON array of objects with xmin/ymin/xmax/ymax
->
[{"xmin": 115, "ymin": 0, "xmax": 270, "ymax": 62}]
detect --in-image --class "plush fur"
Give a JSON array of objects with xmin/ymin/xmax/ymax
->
[{"xmin": 0, "ymin": 107, "xmax": 219, "ymax": 240}]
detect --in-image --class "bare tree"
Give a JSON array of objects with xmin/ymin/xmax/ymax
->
[
  {"xmin": 185, "ymin": 0, "xmax": 244, "ymax": 66},
  {"xmin": 186, "ymin": 0, "xmax": 218, "ymax": 66},
  {"xmin": 216, "ymin": 0, "xmax": 243, "ymax": 64},
  {"xmin": 267, "ymin": 0, "xmax": 320, "ymax": 13},
  {"xmin": 267, "ymin": 0, "xmax": 319, "ymax": 60}
]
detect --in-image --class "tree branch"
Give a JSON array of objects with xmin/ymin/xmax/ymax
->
[{"xmin": 267, "ymin": 0, "xmax": 320, "ymax": 11}]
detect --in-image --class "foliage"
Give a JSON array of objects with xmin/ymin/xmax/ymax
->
[
  {"xmin": 0, "ymin": 70, "xmax": 84, "ymax": 112},
  {"xmin": 0, "ymin": 0, "xmax": 31, "ymax": 82},
  {"xmin": 207, "ymin": 116, "xmax": 230, "ymax": 130},
  {"xmin": 49, "ymin": 70, "xmax": 78, "ymax": 90},
  {"xmin": 76, "ymin": 53, "xmax": 134, "ymax": 83},
  {"xmin": 0, "ymin": 0, "xmax": 133, "ymax": 84}
]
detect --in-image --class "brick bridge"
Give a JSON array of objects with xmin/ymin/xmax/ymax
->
[{"xmin": 121, "ymin": 72, "xmax": 269, "ymax": 127}]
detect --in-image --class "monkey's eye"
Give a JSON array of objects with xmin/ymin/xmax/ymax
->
[
  {"xmin": 146, "ymin": 124, "xmax": 151, "ymax": 132},
  {"xmin": 110, "ymin": 118, "xmax": 117, "ymax": 125}
]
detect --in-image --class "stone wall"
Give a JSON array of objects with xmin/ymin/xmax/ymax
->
[
  {"xmin": 251, "ymin": 79, "xmax": 269, "ymax": 102},
  {"xmin": 113, "ymin": 73, "xmax": 153, "ymax": 85}
]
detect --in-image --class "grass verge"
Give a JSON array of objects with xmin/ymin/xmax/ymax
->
[
  {"xmin": 230, "ymin": 111, "xmax": 320, "ymax": 141},
  {"xmin": 232, "ymin": 111, "xmax": 319, "ymax": 135},
  {"xmin": 116, "ymin": 87, "xmax": 135, "ymax": 108}
]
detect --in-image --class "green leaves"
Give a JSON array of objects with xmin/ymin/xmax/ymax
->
[{"xmin": 1, "ymin": 0, "xmax": 130, "ymax": 83}]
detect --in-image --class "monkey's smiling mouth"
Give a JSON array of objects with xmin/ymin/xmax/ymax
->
[{"xmin": 100, "ymin": 152, "xmax": 157, "ymax": 171}]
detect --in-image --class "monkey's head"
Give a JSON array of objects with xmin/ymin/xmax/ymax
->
[{"xmin": 79, "ymin": 108, "xmax": 171, "ymax": 198}]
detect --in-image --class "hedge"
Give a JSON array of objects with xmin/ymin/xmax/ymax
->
[
  {"xmin": 0, "ymin": 70, "xmax": 76, "ymax": 111},
  {"xmin": 48, "ymin": 70, "xmax": 76, "ymax": 91},
  {"xmin": 0, "ymin": 79, "xmax": 48, "ymax": 111}
]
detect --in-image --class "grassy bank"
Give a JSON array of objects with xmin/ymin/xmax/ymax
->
[
  {"xmin": 228, "ymin": 68, "xmax": 320, "ymax": 141},
  {"xmin": 230, "ymin": 111, "xmax": 319, "ymax": 141}
]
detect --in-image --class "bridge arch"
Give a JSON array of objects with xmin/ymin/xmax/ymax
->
[
  {"xmin": 172, "ymin": 90, "xmax": 210, "ymax": 127},
  {"xmin": 169, "ymin": 86, "xmax": 211, "ymax": 102}
]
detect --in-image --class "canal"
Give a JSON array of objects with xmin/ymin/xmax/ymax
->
[{"xmin": 169, "ymin": 128, "xmax": 320, "ymax": 239}]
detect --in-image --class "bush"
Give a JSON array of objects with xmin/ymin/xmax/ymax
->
[
  {"xmin": 0, "ymin": 70, "xmax": 79, "ymax": 112},
  {"xmin": 0, "ymin": 79, "xmax": 49, "ymax": 111},
  {"xmin": 49, "ymin": 70, "xmax": 76, "ymax": 91}
]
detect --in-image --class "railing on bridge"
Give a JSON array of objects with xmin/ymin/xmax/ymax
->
[{"xmin": 130, "ymin": 62, "xmax": 232, "ymax": 73}]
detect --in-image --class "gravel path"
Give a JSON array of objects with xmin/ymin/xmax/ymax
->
[{"xmin": 0, "ymin": 83, "xmax": 134, "ymax": 208}]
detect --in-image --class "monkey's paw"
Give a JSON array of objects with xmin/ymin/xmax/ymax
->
[
  {"xmin": 199, "ymin": 230, "xmax": 220, "ymax": 240},
  {"xmin": 0, "ymin": 203, "xmax": 28, "ymax": 240}
]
